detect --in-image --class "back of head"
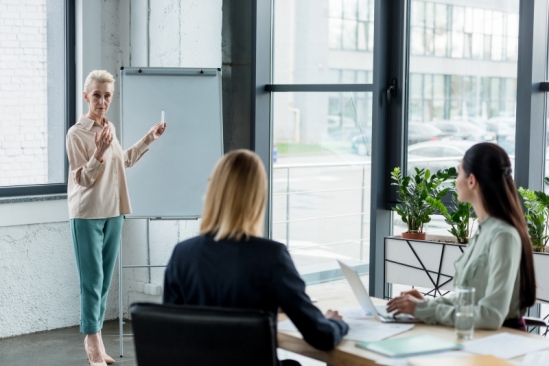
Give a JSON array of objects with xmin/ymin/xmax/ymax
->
[
  {"xmin": 200, "ymin": 149, "xmax": 267, "ymax": 241},
  {"xmin": 462, "ymin": 142, "xmax": 536, "ymax": 309}
]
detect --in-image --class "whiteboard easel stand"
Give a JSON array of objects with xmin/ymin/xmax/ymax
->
[{"xmin": 118, "ymin": 216, "xmax": 199, "ymax": 358}]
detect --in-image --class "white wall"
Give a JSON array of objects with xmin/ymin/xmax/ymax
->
[{"xmin": 0, "ymin": 0, "xmax": 222, "ymax": 338}]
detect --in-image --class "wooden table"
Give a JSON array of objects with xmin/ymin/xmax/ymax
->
[{"xmin": 277, "ymin": 284, "xmax": 549, "ymax": 366}]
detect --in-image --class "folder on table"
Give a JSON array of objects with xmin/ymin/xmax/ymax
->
[
  {"xmin": 408, "ymin": 354, "xmax": 514, "ymax": 366},
  {"xmin": 355, "ymin": 334, "xmax": 462, "ymax": 358}
]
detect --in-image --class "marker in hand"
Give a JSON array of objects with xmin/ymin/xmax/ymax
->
[{"xmin": 161, "ymin": 110, "xmax": 166, "ymax": 128}]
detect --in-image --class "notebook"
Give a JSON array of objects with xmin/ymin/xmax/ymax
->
[
  {"xmin": 356, "ymin": 334, "xmax": 463, "ymax": 358},
  {"xmin": 408, "ymin": 354, "xmax": 514, "ymax": 366}
]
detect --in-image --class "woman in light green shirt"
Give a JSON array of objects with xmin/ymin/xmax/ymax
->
[{"xmin": 387, "ymin": 143, "xmax": 536, "ymax": 331}]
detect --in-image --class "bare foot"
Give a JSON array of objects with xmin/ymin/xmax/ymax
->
[{"xmin": 85, "ymin": 333, "xmax": 105, "ymax": 364}]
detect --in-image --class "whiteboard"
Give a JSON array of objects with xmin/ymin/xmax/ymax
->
[{"xmin": 120, "ymin": 67, "xmax": 223, "ymax": 219}]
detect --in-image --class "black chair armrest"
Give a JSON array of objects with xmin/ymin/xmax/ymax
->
[{"xmin": 524, "ymin": 316, "xmax": 547, "ymax": 327}]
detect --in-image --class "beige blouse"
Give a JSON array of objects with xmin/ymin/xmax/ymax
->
[{"xmin": 66, "ymin": 116, "xmax": 149, "ymax": 219}]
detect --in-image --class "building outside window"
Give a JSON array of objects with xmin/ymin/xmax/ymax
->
[{"xmin": 271, "ymin": 0, "xmax": 518, "ymax": 281}]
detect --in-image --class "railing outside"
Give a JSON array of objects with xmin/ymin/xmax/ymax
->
[{"xmin": 272, "ymin": 155, "xmax": 518, "ymax": 262}]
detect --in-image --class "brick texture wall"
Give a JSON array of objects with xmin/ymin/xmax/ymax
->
[{"xmin": 0, "ymin": 0, "xmax": 47, "ymax": 186}]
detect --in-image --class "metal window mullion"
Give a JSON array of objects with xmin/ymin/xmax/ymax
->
[
  {"xmin": 265, "ymin": 84, "xmax": 374, "ymax": 92},
  {"xmin": 369, "ymin": 0, "xmax": 408, "ymax": 298},
  {"xmin": 253, "ymin": 0, "xmax": 273, "ymax": 238},
  {"xmin": 515, "ymin": 0, "xmax": 549, "ymax": 191}
]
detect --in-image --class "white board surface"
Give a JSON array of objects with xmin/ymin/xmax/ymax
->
[{"xmin": 120, "ymin": 67, "xmax": 223, "ymax": 218}]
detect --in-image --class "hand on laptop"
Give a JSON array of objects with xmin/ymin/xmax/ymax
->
[
  {"xmin": 399, "ymin": 289, "xmax": 424, "ymax": 300},
  {"xmin": 386, "ymin": 294, "xmax": 422, "ymax": 316},
  {"xmin": 325, "ymin": 310, "xmax": 343, "ymax": 320}
]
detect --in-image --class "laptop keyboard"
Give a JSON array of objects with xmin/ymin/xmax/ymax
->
[{"xmin": 375, "ymin": 305, "xmax": 393, "ymax": 318}]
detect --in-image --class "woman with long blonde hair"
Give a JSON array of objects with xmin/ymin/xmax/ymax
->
[{"xmin": 163, "ymin": 150, "xmax": 348, "ymax": 365}]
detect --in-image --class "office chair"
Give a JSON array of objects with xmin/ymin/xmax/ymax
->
[
  {"xmin": 524, "ymin": 316, "xmax": 548, "ymax": 335},
  {"xmin": 130, "ymin": 302, "xmax": 278, "ymax": 366}
]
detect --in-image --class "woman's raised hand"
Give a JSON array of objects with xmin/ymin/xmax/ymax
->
[
  {"xmin": 93, "ymin": 123, "xmax": 113, "ymax": 162},
  {"xmin": 144, "ymin": 121, "xmax": 167, "ymax": 145}
]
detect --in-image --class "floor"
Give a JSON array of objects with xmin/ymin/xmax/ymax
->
[
  {"xmin": 0, "ymin": 277, "xmax": 366, "ymax": 366},
  {"xmin": 0, "ymin": 319, "xmax": 325, "ymax": 366}
]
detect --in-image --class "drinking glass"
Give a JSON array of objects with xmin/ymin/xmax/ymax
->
[{"xmin": 455, "ymin": 286, "xmax": 475, "ymax": 340}]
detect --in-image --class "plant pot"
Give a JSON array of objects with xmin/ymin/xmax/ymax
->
[{"xmin": 401, "ymin": 232, "xmax": 426, "ymax": 240}]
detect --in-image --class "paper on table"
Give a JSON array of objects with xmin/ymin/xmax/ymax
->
[
  {"xmin": 522, "ymin": 350, "xmax": 549, "ymax": 365},
  {"xmin": 374, "ymin": 351, "xmax": 471, "ymax": 366},
  {"xmin": 339, "ymin": 306, "xmax": 375, "ymax": 319},
  {"xmin": 463, "ymin": 333, "xmax": 549, "ymax": 360},
  {"xmin": 278, "ymin": 319, "xmax": 414, "ymax": 342},
  {"xmin": 345, "ymin": 320, "xmax": 414, "ymax": 342}
]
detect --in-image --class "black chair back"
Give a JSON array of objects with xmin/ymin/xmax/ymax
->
[{"xmin": 130, "ymin": 302, "xmax": 278, "ymax": 366}]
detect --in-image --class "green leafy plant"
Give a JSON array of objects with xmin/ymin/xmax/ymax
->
[
  {"xmin": 391, "ymin": 167, "xmax": 454, "ymax": 234},
  {"xmin": 426, "ymin": 181, "xmax": 475, "ymax": 244},
  {"xmin": 519, "ymin": 187, "xmax": 549, "ymax": 252}
]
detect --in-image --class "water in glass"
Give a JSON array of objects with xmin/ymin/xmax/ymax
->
[{"xmin": 455, "ymin": 287, "xmax": 475, "ymax": 340}]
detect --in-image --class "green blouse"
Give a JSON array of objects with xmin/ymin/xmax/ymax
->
[{"xmin": 413, "ymin": 216, "xmax": 524, "ymax": 330}]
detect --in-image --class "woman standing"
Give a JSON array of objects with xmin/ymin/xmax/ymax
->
[
  {"xmin": 387, "ymin": 142, "xmax": 536, "ymax": 331},
  {"xmin": 67, "ymin": 70, "xmax": 167, "ymax": 365}
]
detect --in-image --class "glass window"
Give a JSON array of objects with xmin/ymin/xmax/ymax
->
[
  {"xmin": 272, "ymin": 0, "xmax": 374, "ymax": 277},
  {"xmin": 330, "ymin": 19, "xmax": 343, "ymax": 49},
  {"xmin": 411, "ymin": 1, "xmax": 425, "ymax": 27},
  {"xmin": 272, "ymin": 92, "xmax": 373, "ymax": 276},
  {"xmin": 358, "ymin": 0, "xmax": 368, "ymax": 21},
  {"xmin": 484, "ymin": 10, "xmax": 493, "ymax": 35},
  {"xmin": 275, "ymin": 0, "xmax": 374, "ymax": 83},
  {"xmin": 358, "ymin": 22, "xmax": 367, "ymax": 50},
  {"xmin": 441, "ymin": 147, "xmax": 464, "ymax": 157},
  {"xmin": 409, "ymin": 146, "xmax": 442, "ymax": 157},
  {"xmin": 407, "ymin": 0, "xmax": 519, "ymax": 176},
  {"xmin": 343, "ymin": 20, "xmax": 358, "ymax": 50},
  {"xmin": 473, "ymin": 9, "xmax": 484, "ymax": 34},
  {"xmin": 411, "ymin": 27, "xmax": 425, "ymax": 55},
  {"xmin": 492, "ymin": 36, "xmax": 504, "ymax": 61},
  {"xmin": 464, "ymin": 8, "xmax": 474, "ymax": 33},
  {"xmin": 435, "ymin": 4, "xmax": 447, "ymax": 30},
  {"xmin": 0, "ymin": 0, "xmax": 68, "ymax": 188},
  {"xmin": 452, "ymin": 6, "xmax": 464, "ymax": 32},
  {"xmin": 343, "ymin": 0, "xmax": 358, "ymax": 19},
  {"xmin": 434, "ymin": 28, "xmax": 447, "ymax": 57},
  {"xmin": 330, "ymin": 0, "xmax": 343, "ymax": 18}
]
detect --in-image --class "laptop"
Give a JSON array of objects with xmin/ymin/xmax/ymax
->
[{"xmin": 337, "ymin": 260, "xmax": 419, "ymax": 323}]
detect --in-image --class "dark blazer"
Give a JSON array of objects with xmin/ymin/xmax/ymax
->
[{"xmin": 163, "ymin": 234, "xmax": 349, "ymax": 351}]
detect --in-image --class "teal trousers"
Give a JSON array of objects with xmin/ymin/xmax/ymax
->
[{"xmin": 70, "ymin": 215, "xmax": 124, "ymax": 334}]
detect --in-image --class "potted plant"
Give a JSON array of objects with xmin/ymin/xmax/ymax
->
[
  {"xmin": 390, "ymin": 167, "xmax": 454, "ymax": 240},
  {"xmin": 426, "ymin": 180, "xmax": 475, "ymax": 244},
  {"xmin": 518, "ymin": 187, "xmax": 549, "ymax": 252}
]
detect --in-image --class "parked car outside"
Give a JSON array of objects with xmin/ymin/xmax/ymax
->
[
  {"xmin": 408, "ymin": 122, "xmax": 449, "ymax": 145},
  {"xmin": 432, "ymin": 120, "xmax": 496, "ymax": 143},
  {"xmin": 407, "ymin": 140, "xmax": 476, "ymax": 175},
  {"xmin": 351, "ymin": 122, "xmax": 449, "ymax": 157}
]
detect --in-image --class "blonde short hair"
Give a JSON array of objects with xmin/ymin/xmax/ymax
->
[
  {"xmin": 200, "ymin": 150, "xmax": 267, "ymax": 241},
  {"xmin": 83, "ymin": 70, "xmax": 115, "ymax": 92}
]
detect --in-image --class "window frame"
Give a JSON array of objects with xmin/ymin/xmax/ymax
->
[
  {"xmin": 252, "ymin": 0, "xmax": 549, "ymax": 298},
  {"xmin": 0, "ymin": 0, "xmax": 76, "ymax": 198}
]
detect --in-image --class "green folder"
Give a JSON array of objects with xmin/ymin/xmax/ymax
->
[{"xmin": 356, "ymin": 334, "xmax": 463, "ymax": 358}]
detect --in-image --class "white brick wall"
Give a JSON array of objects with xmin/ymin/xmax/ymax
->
[{"xmin": 0, "ymin": 0, "xmax": 47, "ymax": 186}]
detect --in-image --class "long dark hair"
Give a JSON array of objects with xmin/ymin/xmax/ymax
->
[{"xmin": 462, "ymin": 143, "xmax": 536, "ymax": 309}]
